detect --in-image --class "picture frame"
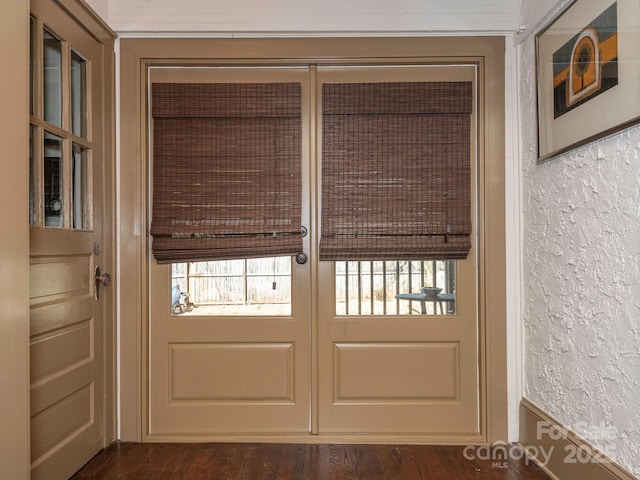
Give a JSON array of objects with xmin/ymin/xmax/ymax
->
[{"xmin": 536, "ymin": 0, "xmax": 640, "ymax": 162}]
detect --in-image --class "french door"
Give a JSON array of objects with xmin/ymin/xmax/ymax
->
[
  {"xmin": 148, "ymin": 64, "xmax": 480, "ymax": 439},
  {"xmin": 148, "ymin": 66, "xmax": 313, "ymax": 434},
  {"xmin": 316, "ymin": 65, "xmax": 479, "ymax": 436}
]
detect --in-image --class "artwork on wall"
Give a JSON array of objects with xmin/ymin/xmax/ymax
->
[{"xmin": 536, "ymin": 0, "xmax": 640, "ymax": 162}]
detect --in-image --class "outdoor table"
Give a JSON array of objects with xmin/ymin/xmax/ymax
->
[{"xmin": 394, "ymin": 292, "xmax": 456, "ymax": 314}]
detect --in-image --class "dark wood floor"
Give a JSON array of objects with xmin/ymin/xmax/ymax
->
[{"xmin": 71, "ymin": 442, "xmax": 551, "ymax": 479}]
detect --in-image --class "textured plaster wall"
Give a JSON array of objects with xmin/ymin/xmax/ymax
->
[{"xmin": 519, "ymin": 1, "xmax": 640, "ymax": 475}]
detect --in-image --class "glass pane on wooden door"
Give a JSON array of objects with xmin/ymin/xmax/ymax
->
[
  {"xmin": 71, "ymin": 51, "xmax": 87, "ymax": 138},
  {"xmin": 44, "ymin": 131, "xmax": 63, "ymax": 227},
  {"xmin": 30, "ymin": 126, "xmax": 36, "ymax": 225},
  {"xmin": 335, "ymin": 260, "xmax": 457, "ymax": 315},
  {"xmin": 171, "ymin": 256, "xmax": 292, "ymax": 316},
  {"xmin": 43, "ymin": 29, "xmax": 62, "ymax": 128},
  {"xmin": 72, "ymin": 144, "xmax": 90, "ymax": 229}
]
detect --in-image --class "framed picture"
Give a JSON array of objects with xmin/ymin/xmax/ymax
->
[{"xmin": 536, "ymin": 0, "xmax": 640, "ymax": 162}]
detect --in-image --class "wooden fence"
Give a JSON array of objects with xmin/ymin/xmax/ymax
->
[{"xmin": 172, "ymin": 258, "xmax": 455, "ymax": 315}]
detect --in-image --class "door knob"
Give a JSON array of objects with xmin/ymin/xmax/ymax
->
[
  {"xmin": 295, "ymin": 253, "xmax": 308, "ymax": 265},
  {"xmin": 95, "ymin": 266, "xmax": 112, "ymax": 300}
]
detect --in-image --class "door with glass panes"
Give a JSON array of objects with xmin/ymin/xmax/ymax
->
[
  {"xmin": 148, "ymin": 64, "xmax": 479, "ymax": 438},
  {"xmin": 148, "ymin": 66, "xmax": 313, "ymax": 434},
  {"xmin": 316, "ymin": 66, "xmax": 479, "ymax": 435},
  {"xmin": 29, "ymin": 1, "xmax": 109, "ymax": 478}
]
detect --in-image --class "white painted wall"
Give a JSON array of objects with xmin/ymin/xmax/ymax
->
[
  {"xmin": 85, "ymin": 0, "xmax": 108, "ymax": 24},
  {"xmin": 106, "ymin": 0, "xmax": 519, "ymax": 33},
  {"xmin": 504, "ymin": 35, "xmax": 523, "ymax": 444},
  {"xmin": 518, "ymin": 0, "xmax": 640, "ymax": 476}
]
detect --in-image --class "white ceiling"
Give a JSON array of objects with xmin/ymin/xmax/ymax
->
[{"xmin": 88, "ymin": 0, "xmax": 526, "ymax": 34}]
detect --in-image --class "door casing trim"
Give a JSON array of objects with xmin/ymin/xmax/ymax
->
[{"xmin": 118, "ymin": 36, "xmax": 506, "ymax": 444}]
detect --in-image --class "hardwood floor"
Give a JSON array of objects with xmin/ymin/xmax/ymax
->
[{"xmin": 71, "ymin": 442, "xmax": 551, "ymax": 479}]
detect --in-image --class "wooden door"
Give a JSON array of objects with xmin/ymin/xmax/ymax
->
[
  {"xmin": 148, "ymin": 66, "xmax": 313, "ymax": 435},
  {"xmin": 315, "ymin": 65, "xmax": 480, "ymax": 437},
  {"xmin": 29, "ymin": 1, "xmax": 109, "ymax": 477}
]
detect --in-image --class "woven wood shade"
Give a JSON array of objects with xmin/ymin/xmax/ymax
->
[
  {"xmin": 320, "ymin": 81, "xmax": 473, "ymax": 261},
  {"xmin": 151, "ymin": 82, "xmax": 302, "ymax": 263}
]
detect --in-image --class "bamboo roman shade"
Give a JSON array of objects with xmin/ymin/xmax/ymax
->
[
  {"xmin": 151, "ymin": 82, "xmax": 302, "ymax": 263},
  {"xmin": 320, "ymin": 81, "xmax": 473, "ymax": 261}
]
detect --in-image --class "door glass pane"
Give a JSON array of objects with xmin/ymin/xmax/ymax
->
[
  {"xmin": 171, "ymin": 257, "xmax": 292, "ymax": 316},
  {"xmin": 71, "ymin": 51, "xmax": 87, "ymax": 138},
  {"xmin": 72, "ymin": 144, "xmax": 90, "ymax": 229},
  {"xmin": 29, "ymin": 126, "xmax": 36, "ymax": 225},
  {"xmin": 44, "ymin": 131, "xmax": 64, "ymax": 227},
  {"xmin": 335, "ymin": 260, "xmax": 457, "ymax": 316},
  {"xmin": 43, "ymin": 29, "xmax": 62, "ymax": 128},
  {"xmin": 30, "ymin": 17, "xmax": 36, "ymax": 116}
]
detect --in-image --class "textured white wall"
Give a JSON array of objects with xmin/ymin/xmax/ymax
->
[
  {"xmin": 107, "ymin": 0, "xmax": 519, "ymax": 33},
  {"xmin": 519, "ymin": 1, "xmax": 640, "ymax": 475},
  {"xmin": 518, "ymin": 0, "xmax": 569, "ymax": 34}
]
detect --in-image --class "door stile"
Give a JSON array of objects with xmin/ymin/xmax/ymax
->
[{"xmin": 308, "ymin": 64, "xmax": 319, "ymax": 436}]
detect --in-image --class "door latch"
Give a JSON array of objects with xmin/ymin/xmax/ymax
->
[{"xmin": 95, "ymin": 266, "xmax": 112, "ymax": 300}]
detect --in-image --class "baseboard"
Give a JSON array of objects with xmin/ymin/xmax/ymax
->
[{"xmin": 519, "ymin": 398, "xmax": 637, "ymax": 480}]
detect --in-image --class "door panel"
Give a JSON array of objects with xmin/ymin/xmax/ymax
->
[
  {"xmin": 169, "ymin": 343, "xmax": 295, "ymax": 401},
  {"xmin": 148, "ymin": 67, "xmax": 312, "ymax": 435},
  {"xmin": 30, "ymin": 256, "xmax": 92, "ymax": 299},
  {"xmin": 29, "ymin": 1, "xmax": 107, "ymax": 477},
  {"xmin": 316, "ymin": 65, "xmax": 480, "ymax": 435},
  {"xmin": 30, "ymin": 321, "xmax": 92, "ymax": 380},
  {"xmin": 333, "ymin": 342, "xmax": 459, "ymax": 401},
  {"xmin": 31, "ymin": 385, "xmax": 92, "ymax": 460}
]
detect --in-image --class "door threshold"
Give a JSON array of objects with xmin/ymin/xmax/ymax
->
[{"xmin": 143, "ymin": 432, "xmax": 488, "ymax": 445}]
